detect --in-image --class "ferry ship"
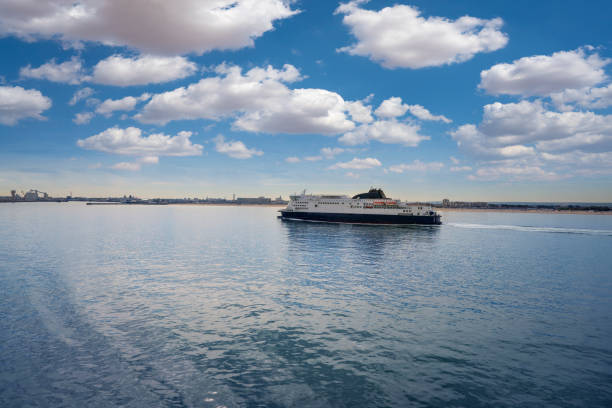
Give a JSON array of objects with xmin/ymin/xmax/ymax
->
[{"xmin": 279, "ymin": 188, "xmax": 441, "ymax": 225}]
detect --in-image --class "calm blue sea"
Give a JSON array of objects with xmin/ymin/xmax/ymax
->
[{"xmin": 1, "ymin": 203, "xmax": 611, "ymax": 407}]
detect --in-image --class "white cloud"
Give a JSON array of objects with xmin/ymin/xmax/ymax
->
[
  {"xmin": 321, "ymin": 147, "xmax": 344, "ymax": 158},
  {"xmin": 479, "ymin": 48, "xmax": 609, "ymax": 96},
  {"xmin": 406, "ymin": 105, "xmax": 451, "ymax": 123},
  {"xmin": 213, "ymin": 135, "xmax": 262, "ymax": 159},
  {"xmin": 551, "ymin": 83, "xmax": 612, "ymax": 110},
  {"xmin": 336, "ymin": 1, "xmax": 507, "ymax": 69},
  {"xmin": 136, "ymin": 64, "xmax": 356, "ymax": 135},
  {"xmin": 0, "ymin": 85, "xmax": 52, "ymax": 125},
  {"xmin": 339, "ymin": 119, "xmax": 428, "ymax": 146},
  {"xmin": 453, "ymin": 100, "xmax": 612, "ymax": 159},
  {"xmin": 451, "ymin": 123, "xmax": 536, "ymax": 159},
  {"xmin": 0, "ymin": 0, "xmax": 298, "ymax": 55},
  {"xmin": 20, "ymin": 56, "xmax": 86, "ymax": 84},
  {"xmin": 374, "ymin": 97, "xmax": 450, "ymax": 122},
  {"xmin": 330, "ymin": 157, "xmax": 381, "ymax": 170},
  {"xmin": 541, "ymin": 151, "xmax": 612, "ymax": 176},
  {"xmin": 77, "ymin": 126, "xmax": 203, "ymax": 157},
  {"xmin": 450, "ymin": 166, "xmax": 472, "ymax": 172},
  {"xmin": 135, "ymin": 64, "xmax": 440, "ymax": 148},
  {"xmin": 91, "ymin": 55, "xmax": 197, "ymax": 86},
  {"xmin": 450, "ymin": 156, "xmax": 460, "ymax": 165},
  {"xmin": 388, "ymin": 160, "xmax": 444, "ymax": 173},
  {"xmin": 69, "ymin": 87, "xmax": 95, "ymax": 105},
  {"xmin": 21, "ymin": 54, "xmax": 198, "ymax": 87},
  {"xmin": 73, "ymin": 112, "xmax": 94, "ymax": 125},
  {"xmin": 285, "ymin": 156, "xmax": 301, "ymax": 163},
  {"xmin": 111, "ymin": 161, "xmax": 140, "ymax": 171},
  {"xmin": 234, "ymin": 87, "xmax": 354, "ymax": 135},
  {"xmin": 374, "ymin": 97, "xmax": 409, "ymax": 118},
  {"xmin": 304, "ymin": 156, "xmax": 322, "ymax": 161},
  {"xmin": 452, "ymin": 99, "xmax": 612, "ymax": 180},
  {"xmin": 95, "ymin": 94, "xmax": 151, "ymax": 116},
  {"xmin": 345, "ymin": 100, "xmax": 373, "ymax": 123}
]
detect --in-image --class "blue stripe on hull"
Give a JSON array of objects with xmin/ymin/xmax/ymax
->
[{"xmin": 280, "ymin": 211, "xmax": 441, "ymax": 225}]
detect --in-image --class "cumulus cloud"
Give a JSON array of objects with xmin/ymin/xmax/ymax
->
[
  {"xmin": 345, "ymin": 100, "xmax": 373, "ymax": 123},
  {"xmin": 479, "ymin": 48, "xmax": 609, "ymax": 96},
  {"xmin": 388, "ymin": 160, "xmax": 444, "ymax": 173},
  {"xmin": 374, "ymin": 97, "xmax": 450, "ymax": 123},
  {"xmin": 95, "ymin": 94, "xmax": 151, "ymax": 116},
  {"xmin": 452, "ymin": 123, "xmax": 535, "ymax": 160},
  {"xmin": 77, "ymin": 126, "xmax": 203, "ymax": 157},
  {"xmin": 374, "ymin": 97, "xmax": 409, "ymax": 118},
  {"xmin": 135, "ymin": 64, "xmax": 441, "ymax": 147},
  {"xmin": 21, "ymin": 54, "xmax": 198, "ymax": 87},
  {"xmin": 0, "ymin": 0, "xmax": 298, "ymax": 55},
  {"xmin": 452, "ymin": 99, "xmax": 612, "ymax": 180},
  {"xmin": 484, "ymin": 101, "xmax": 612, "ymax": 152},
  {"xmin": 91, "ymin": 55, "xmax": 197, "ymax": 86},
  {"xmin": 336, "ymin": 1, "xmax": 507, "ymax": 69},
  {"xmin": 339, "ymin": 119, "xmax": 428, "ymax": 146},
  {"xmin": 234, "ymin": 87, "xmax": 355, "ymax": 135},
  {"xmin": 551, "ymin": 83, "xmax": 612, "ymax": 111},
  {"xmin": 330, "ymin": 157, "xmax": 381, "ymax": 170},
  {"xmin": 452, "ymin": 100, "xmax": 612, "ymax": 160},
  {"xmin": 20, "ymin": 56, "xmax": 86, "ymax": 84},
  {"xmin": 73, "ymin": 112, "xmax": 94, "ymax": 125},
  {"xmin": 406, "ymin": 105, "xmax": 451, "ymax": 123},
  {"xmin": 213, "ymin": 135, "xmax": 263, "ymax": 159},
  {"xmin": 136, "ymin": 64, "xmax": 356, "ymax": 135},
  {"xmin": 0, "ymin": 85, "xmax": 52, "ymax": 125},
  {"xmin": 285, "ymin": 156, "xmax": 301, "ymax": 163},
  {"xmin": 69, "ymin": 87, "xmax": 95, "ymax": 105}
]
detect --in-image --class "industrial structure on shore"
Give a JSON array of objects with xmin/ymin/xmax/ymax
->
[{"xmin": 0, "ymin": 189, "xmax": 287, "ymax": 205}]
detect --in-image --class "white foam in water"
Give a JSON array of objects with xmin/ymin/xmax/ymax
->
[{"xmin": 447, "ymin": 223, "xmax": 612, "ymax": 236}]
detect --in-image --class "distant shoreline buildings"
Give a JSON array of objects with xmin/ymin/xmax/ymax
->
[
  {"xmin": 1, "ymin": 189, "xmax": 611, "ymax": 212},
  {"xmin": 1, "ymin": 189, "xmax": 288, "ymax": 205},
  {"xmin": 437, "ymin": 198, "xmax": 611, "ymax": 212}
]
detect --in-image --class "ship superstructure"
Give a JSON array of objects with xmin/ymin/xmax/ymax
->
[{"xmin": 279, "ymin": 188, "xmax": 441, "ymax": 225}]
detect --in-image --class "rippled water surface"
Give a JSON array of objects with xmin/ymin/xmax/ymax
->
[{"xmin": 1, "ymin": 203, "xmax": 611, "ymax": 407}]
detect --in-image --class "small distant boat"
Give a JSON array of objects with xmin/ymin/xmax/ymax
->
[{"xmin": 279, "ymin": 188, "xmax": 441, "ymax": 225}]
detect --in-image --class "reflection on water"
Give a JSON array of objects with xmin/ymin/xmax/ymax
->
[
  {"xmin": 1, "ymin": 204, "xmax": 611, "ymax": 407},
  {"xmin": 281, "ymin": 218, "xmax": 440, "ymax": 268}
]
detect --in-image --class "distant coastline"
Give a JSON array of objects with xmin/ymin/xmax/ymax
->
[
  {"xmin": 2, "ymin": 189, "xmax": 610, "ymax": 214},
  {"xmin": 440, "ymin": 207, "xmax": 612, "ymax": 215}
]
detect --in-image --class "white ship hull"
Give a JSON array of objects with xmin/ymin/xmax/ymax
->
[{"xmin": 279, "ymin": 189, "xmax": 441, "ymax": 225}]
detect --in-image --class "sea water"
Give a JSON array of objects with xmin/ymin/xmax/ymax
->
[{"xmin": 1, "ymin": 203, "xmax": 611, "ymax": 407}]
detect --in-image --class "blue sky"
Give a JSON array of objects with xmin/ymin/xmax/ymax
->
[{"xmin": 1, "ymin": 0, "xmax": 612, "ymax": 201}]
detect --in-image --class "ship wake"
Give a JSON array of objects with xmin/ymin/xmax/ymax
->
[{"xmin": 447, "ymin": 223, "xmax": 612, "ymax": 236}]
